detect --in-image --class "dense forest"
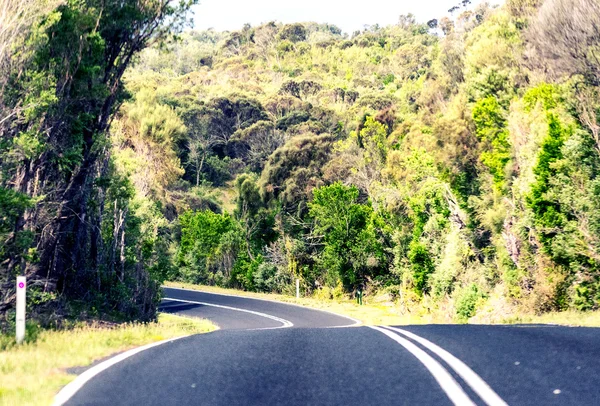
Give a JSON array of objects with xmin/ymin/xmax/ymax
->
[{"xmin": 2, "ymin": 0, "xmax": 600, "ymax": 326}]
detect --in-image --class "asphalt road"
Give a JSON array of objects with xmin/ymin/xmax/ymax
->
[{"xmin": 63, "ymin": 287, "xmax": 600, "ymax": 406}]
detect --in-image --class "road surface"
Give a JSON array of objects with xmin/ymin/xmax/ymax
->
[{"xmin": 62, "ymin": 286, "xmax": 600, "ymax": 405}]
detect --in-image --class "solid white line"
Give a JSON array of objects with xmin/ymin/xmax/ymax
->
[
  {"xmin": 163, "ymin": 286, "xmax": 362, "ymax": 327},
  {"xmin": 382, "ymin": 326, "xmax": 508, "ymax": 406},
  {"xmin": 369, "ymin": 326, "xmax": 476, "ymax": 406},
  {"xmin": 53, "ymin": 335, "xmax": 189, "ymax": 406},
  {"xmin": 163, "ymin": 297, "xmax": 294, "ymax": 328}
]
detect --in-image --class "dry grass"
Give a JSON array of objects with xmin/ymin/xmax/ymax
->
[
  {"xmin": 164, "ymin": 281, "xmax": 446, "ymax": 326},
  {"xmin": 469, "ymin": 287, "xmax": 600, "ymax": 327},
  {"xmin": 500, "ymin": 310, "xmax": 600, "ymax": 327},
  {"xmin": 164, "ymin": 281, "xmax": 600, "ymax": 328},
  {"xmin": 215, "ymin": 182, "xmax": 237, "ymax": 213},
  {"xmin": 0, "ymin": 313, "xmax": 216, "ymax": 406}
]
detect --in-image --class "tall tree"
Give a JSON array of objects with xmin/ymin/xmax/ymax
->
[{"xmin": 0, "ymin": 0, "xmax": 196, "ymax": 317}]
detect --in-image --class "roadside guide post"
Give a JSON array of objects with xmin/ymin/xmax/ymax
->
[
  {"xmin": 296, "ymin": 279, "xmax": 300, "ymax": 298},
  {"xmin": 356, "ymin": 288, "xmax": 363, "ymax": 305},
  {"xmin": 16, "ymin": 276, "xmax": 26, "ymax": 344}
]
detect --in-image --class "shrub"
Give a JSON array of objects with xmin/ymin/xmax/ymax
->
[
  {"xmin": 455, "ymin": 284, "xmax": 485, "ymax": 322},
  {"xmin": 253, "ymin": 262, "xmax": 278, "ymax": 292},
  {"xmin": 177, "ymin": 210, "xmax": 235, "ymax": 283},
  {"xmin": 202, "ymin": 156, "xmax": 235, "ymax": 186},
  {"xmin": 278, "ymin": 23, "xmax": 307, "ymax": 43},
  {"xmin": 309, "ymin": 182, "xmax": 385, "ymax": 290}
]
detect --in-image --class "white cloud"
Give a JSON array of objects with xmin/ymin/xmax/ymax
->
[{"xmin": 192, "ymin": 0, "xmax": 504, "ymax": 33}]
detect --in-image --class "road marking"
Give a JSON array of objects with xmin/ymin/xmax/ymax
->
[
  {"xmin": 369, "ymin": 326, "xmax": 476, "ymax": 406},
  {"xmin": 382, "ymin": 326, "xmax": 508, "ymax": 406},
  {"xmin": 163, "ymin": 297, "xmax": 294, "ymax": 328},
  {"xmin": 163, "ymin": 286, "xmax": 362, "ymax": 327},
  {"xmin": 53, "ymin": 336, "xmax": 189, "ymax": 406}
]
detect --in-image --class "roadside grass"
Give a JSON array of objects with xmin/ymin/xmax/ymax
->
[
  {"xmin": 0, "ymin": 313, "xmax": 216, "ymax": 406},
  {"xmin": 500, "ymin": 310, "xmax": 600, "ymax": 327},
  {"xmin": 164, "ymin": 281, "xmax": 447, "ymax": 326},
  {"xmin": 164, "ymin": 281, "xmax": 600, "ymax": 328}
]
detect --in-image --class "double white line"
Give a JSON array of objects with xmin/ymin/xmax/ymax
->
[
  {"xmin": 370, "ymin": 326, "xmax": 508, "ymax": 406},
  {"xmin": 162, "ymin": 297, "xmax": 294, "ymax": 329}
]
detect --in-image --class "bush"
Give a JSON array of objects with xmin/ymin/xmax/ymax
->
[
  {"xmin": 408, "ymin": 241, "xmax": 435, "ymax": 295},
  {"xmin": 203, "ymin": 156, "xmax": 241, "ymax": 186},
  {"xmin": 278, "ymin": 23, "xmax": 307, "ymax": 43},
  {"xmin": 253, "ymin": 262, "xmax": 278, "ymax": 292},
  {"xmin": 455, "ymin": 284, "xmax": 485, "ymax": 322},
  {"xmin": 252, "ymin": 262, "xmax": 295, "ymax": 294},
  {"xmin": 231, "ymin": 254, "xmax": 263, "ymax": 290},
  {"xmin": 309, "ymin": 182, "xmax": 386, "ymax": 291},
  {"xmin": 276, "ymin": 111, "xmax": 311, "ymax": 131},
  {"xmin": 313, "ymin": 281, "xmax": 344, "ymax": 300},
  {"xmin": 177, "ymin": 210, "xmax": 235, "ymax": 283}
]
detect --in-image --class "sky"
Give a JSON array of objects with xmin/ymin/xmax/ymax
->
[{"xmin": 192, "ymin": 0, "xmax": 504, "ymax": 34}]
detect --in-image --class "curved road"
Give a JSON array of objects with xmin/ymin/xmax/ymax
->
[{"xmin": 62, "ymin": 287, "xmax": 600, "ymax": 405}]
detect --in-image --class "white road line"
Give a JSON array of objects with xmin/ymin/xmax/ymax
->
[
  {"xmin": 53, "ymin": 336, "xmax": 189, "ymax": 406},
  {"xmin": 382, "ymin": 326, "xmax": 508, "ymax": 406},
  {"xmin": 163, "ymin": 297, "xmax": 294, "ymax": 328},
  {"xmin": 163, "ymin": 286, "xmax": 362, "ymax": 327},
  {"xmin": 369, "ymin": 326, "xmax": 476, "ymax": 406}
]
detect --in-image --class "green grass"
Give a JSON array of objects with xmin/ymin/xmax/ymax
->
[{"xmin": 0, "ymin": 313, "xmax": 216, "ymax": 406}]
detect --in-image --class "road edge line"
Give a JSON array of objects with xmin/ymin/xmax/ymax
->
[
  {"xmin": 382, "ymin": 326, "xmax": 508, "ymax": 406},
  {"xmin": 53, "ymin": 335, "xmax": 190, "ymax": 406},
  {"xmin": 163, "ymin": 297, "xmax": 294, "ymax": 328},
  {"xmin": 368, "ymin": 326, "xmax": 476, "ymax": 406},
  {"xmin": 163, "ymin": 286, "xmax": 362, "ymax": 327}
]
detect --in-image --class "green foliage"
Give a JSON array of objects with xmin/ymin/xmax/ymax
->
[
  {"xmin": 472, "ymin": 96, "xmax": 512, "ymax": 188},
  {"xmin": 103, "ymin": 4, "xmax": 600, "ymax": 319},
  {"xmin": 357, "ymin": 116, "xmax": 388, "ymax": 163},
  {"xmin": 407, "ymin": 179, "xmax": 451, "ymax": 295},
  {"xmin": 408, "ymin": 241, "xmax": 435, "ymax": 295},
  {"xmin": 455, "ymin": 283, "xmax": 485, "ymax": 321},
  {"xmin": 527, "ymin": 114, "xmax": 568, "ymax": 249},
  {"xmin": 0, "ymin": 0, "xmax": 197, "ymax": 325},
  {"xmin": 0, "ymin": 188, "xmax": 33, "ymax": 232},
  {"xmin": 309, "ymin": 182, "xmax": 385, "ymax": 290},
  {"xmin": 178, "ymin": 210, "xmax": 235, "ymax": 283},
  {"xmin": 232, "ymin": 254, "xmax": 263, "ymax": 291},
  {"xmin": 525, "ymin": 114, "xmax": 600, "ymax": 310},
  {"xmin": 203, "ymin": 156, "xmax": 237, "ymax": 186},
  {"xmin": 278, "ymin": 23, "xmax": 308, "ymax": 43},
  {"xmin": 235, "ymin": 174, "xmax": 277, "ymax": 249},
  {"xmin": 261, "ymin": 133, "xmax": 335, "ymax": 214},
  {"xmin": 523, "ymin": 83, "xmax": 559, "ymax": 112},
  {"xmin": 381, "ymin": 73, "xmax": 396, "ymax": 86},
  {"xmin": 6, "ymin": 0, "xmax": 600, "ymax": 326},
  {"xmin": 12, "ymin": 131, "xmax": 46, "ymax": 161},
  {"xmin": 276, "ymin": 111, "xmax": 311, "ymax": 131},
  {"xmin": 253, "ymin": 262, "xmax": 278, "ymax": 292},
  {"xmin": 0, "ymin": 188, "xmax": 34, "ymax": 270},
  {"xmin": 277, "ymin": 40, "xmax": 295, "ymax": 55}
]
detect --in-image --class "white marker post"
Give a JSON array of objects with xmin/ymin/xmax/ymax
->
[
  {"xmin": 16, "ymin": 276, "xmax": 26, "ymax": 344},
  {"xmin": 296, "ymin": 279, "xmax": 300, "ymax": 299}
]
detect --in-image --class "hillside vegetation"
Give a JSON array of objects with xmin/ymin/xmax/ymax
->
[{"xmin": 2, "ymin": 0, "xmax": 600, "ymax": 325}]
